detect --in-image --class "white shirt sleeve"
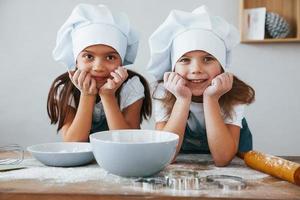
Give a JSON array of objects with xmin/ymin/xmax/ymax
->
[
  {"xmin": 152, "ymin": 83, "xmax": 170, "ymax": 122},
  {"xmin": 152, "ymin": 82, "xmax": 246, "ymax": 128},
  {"xmin": 223, "ymin": 104, "xmax": 246, "ymax": 128},
  {"xmin": 119, "ymin": 76, "xmax": 145, "ymax": 111}
]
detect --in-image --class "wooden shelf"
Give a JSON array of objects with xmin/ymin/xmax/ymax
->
[
  {"xmin": 240, "ymin": 0, "xmax": 300, "ymax": 43},
  {"xmin": 242, "ymin": 38, "xmax": 300, "ymax": 43}
]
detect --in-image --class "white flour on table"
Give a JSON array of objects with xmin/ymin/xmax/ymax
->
[{"xmin": 0, "ymin": 154, "xmax": 268, "ymax": 184}]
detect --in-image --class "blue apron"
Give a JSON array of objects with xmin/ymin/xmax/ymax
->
[
  {"xmin": 90, "ymin": 102, "xmax": 109, "ymax": 134},
  {"xmin": 90, "ymin": 115, "xmax": 109, "ymax": 134},
  {"xmin": 180, "ymin": 112, "xmax": 252, "ymax": 154}
]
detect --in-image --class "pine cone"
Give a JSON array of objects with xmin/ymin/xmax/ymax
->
[{"xmin": 265, "ymin": 12, "xmax": 290, "ymax": 38}]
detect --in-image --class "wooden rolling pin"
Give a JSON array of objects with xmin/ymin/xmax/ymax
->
[{"xmin": 239, "ymin": 150, "xmax": 300, "ymax": 186}]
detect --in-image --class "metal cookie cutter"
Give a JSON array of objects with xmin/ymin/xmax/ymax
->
[
  {"xmin": 165, "ymin": 176, "xmax": 217, "ymax": 190},
  {"xmin": 164, "ymin": 169, "xmax": 200, "ymax": 190},
  {"xmin": 164, "ymin": 169, "xmax": 219, "ymax": 190},
  {"xmin": 166, "ymin": 169, "xmax": 199, "ymax": 177},
  {"xmin": 134, "ymin": 177, "xmax": 167, "ymax": 190},
  {"xmin": 205, "ymin": 175, "xmax": 247, "ymax": 191},
  {"xmin": 0, "ymin": 144, "xmax": 24, "ymax": 165}
]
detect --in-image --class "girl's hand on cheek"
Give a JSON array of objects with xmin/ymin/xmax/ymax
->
[
  {"xmin": 99, "ymin": 67, "xmax": 128, "ymax": 97},
  {"xmin": 163, "ymin": 72, "xmax": 192, "ymax": 101},
  {"xmin": 69, "ymin": 69, "xmax": 98, "ymax": 96},
  {"xmin": 203, "ymin": 72, "xmax": 233, "ymax": 100}
]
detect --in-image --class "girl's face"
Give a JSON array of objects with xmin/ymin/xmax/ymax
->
[
  {"xmin": 76, "ymin": 44, "xmax": 122, "ymax": 88},
  {"xmin": 174, "ymin": 50, "xmax": 222, "ymax": 97}
]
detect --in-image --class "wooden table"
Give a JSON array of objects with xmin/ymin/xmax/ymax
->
[{"xmin": 1, "ymin": 153, "xmax": 300, "ymax": 200}]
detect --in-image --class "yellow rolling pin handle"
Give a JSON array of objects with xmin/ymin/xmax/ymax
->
[{"xmin": 243, "ymin": 151, "xmax": 300, "ymax": 186}]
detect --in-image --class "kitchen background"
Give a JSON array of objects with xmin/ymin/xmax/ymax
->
[{"xmin": 0, "ymin": 0, "xmax": 299, "ymax": 155}]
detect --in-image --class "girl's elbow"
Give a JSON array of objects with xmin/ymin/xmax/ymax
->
[
  {"xmin": 62, "ymin": 132, "xmax": 89, "ymax": 142},
  {"xmin": 63, "ymin": 137, "xmax": 88, "ymax": 142},
  {"xmin": 213, "ymin": 154, "xmax": 235, "ymax": 167},
  {"xmin": 213, "ymin": 146, "xmax": 238, "ymax": 167},
  {"xmin": 214, "ymin": 159, "xmax": 231, "ymax": 167}
]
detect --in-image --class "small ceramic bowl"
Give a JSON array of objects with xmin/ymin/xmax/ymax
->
[
  {"xmin": 27, "ymin": 142, "xmax": 94, "ymax": 167},
  {"xmin": 90, "ymin": 130, "xmax": 179, "ymax": 177}
]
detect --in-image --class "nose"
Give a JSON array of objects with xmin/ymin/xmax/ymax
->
[
  {"xmin": 190, "ymin": 59, "xmax": 203, "ymax": 74},
  {"xmin": 92, "ymin": 59, "xmax": 105, "ymax": 72}
]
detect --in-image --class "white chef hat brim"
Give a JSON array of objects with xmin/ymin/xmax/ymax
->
[
  {"xmin": 71, "ymin": 23, "xmax": 127, "ymax": 63},
  {"xmin": 147, "ymin": 5, "xmax": 239, "ymax": 80},
  {"xmin": 171, "ymin": 29, "xmax": 226, "ymax": 70},
  {"xmin": 52, "ymin": 4, "xmax": 138, "ymax": 70}
]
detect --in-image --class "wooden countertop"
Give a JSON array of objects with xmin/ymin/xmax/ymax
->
[{"xmin": 1, "ymin": 153, "xmax": 300, "ymax": 200}]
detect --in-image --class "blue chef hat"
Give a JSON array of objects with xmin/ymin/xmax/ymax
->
[
  {"xmin": 52, "ymin": 4, "xmax": 139, "ymax": 70},
  {"xmin": 147, "ymin": 5, "xmax": 240, "ymax": 80}
]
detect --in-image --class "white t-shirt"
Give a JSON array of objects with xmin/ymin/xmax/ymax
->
[
  {"xmin": 153, "ymin": 83, "xmax": 245, "ymax": 129},
  {"xmin": 59, "ymin": 76, "xmax": 145, "ymax": 121}
]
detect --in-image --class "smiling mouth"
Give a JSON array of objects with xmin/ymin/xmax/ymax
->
[
  {"xmin": 92, "ymin": 76, "xmax": 109, "ymax": 82},
  {"xmin": 188, "ymin": 79, "xmax": 207, "ymax": 84}
]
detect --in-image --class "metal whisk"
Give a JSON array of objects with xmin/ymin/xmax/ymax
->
[{"xmin": 0, "ymin": 144, "xmax": 24, "ymax": 165}]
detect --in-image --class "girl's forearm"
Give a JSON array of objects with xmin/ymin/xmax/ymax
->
[
  {"xmin": 203, "ymin": 96, "xmax": 237, "ymax": 166},
  {"xmin": 162, "ymin": 98, "xmax": 190, "ymax": 155},
  {"xmin": 64, "ymin": 94, "xmax": 96, "ymax": 142},
  {"xmin": 100, "ymin": 94, "xmax": 132, "ymax": 129}
]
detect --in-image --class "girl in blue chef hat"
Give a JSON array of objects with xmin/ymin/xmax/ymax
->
[
  {"xmin": 47, "ymin": 4, "xmax": 151, "ymax": 141},
  {"xmin": 147, "ymin": 6, "xmax": 255, "ymax": 166}
]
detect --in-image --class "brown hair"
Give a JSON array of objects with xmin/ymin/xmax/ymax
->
[
  {"xmin": 153, "ymin": 75, "xmax": 255, "ymax": 119},
  {"xmin": 47, "ymin": 69, "xmax": 152, "ymax": 132}
]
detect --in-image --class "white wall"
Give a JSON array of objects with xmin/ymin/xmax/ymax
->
[{"xmin": 1, "ymin": 0, "xmax": 299, "ymax": 156}]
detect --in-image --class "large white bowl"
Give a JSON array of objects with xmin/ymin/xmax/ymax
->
[
  {"xmin": 90, "ymin": 130, "xmax": 178, "ymax": 177},
  {"xmin": 27, "ymin": 142, "xmax": 94, "ymax": 167}
]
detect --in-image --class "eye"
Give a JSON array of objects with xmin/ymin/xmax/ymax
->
[
  {"xmin": 83, "ymin": 54, "xmax": 94, "ymax": 61},
  {"xmin": 106, "ymin": 54, "xmax": 117, "ymax": 61},
  {"xmin": 178, "ymin": 57, "xmax": 190, "ymax": 64},
  {"xmin": 203, "ymin": 56, "xmax": 215, "ymax": 63}
]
